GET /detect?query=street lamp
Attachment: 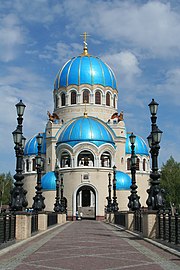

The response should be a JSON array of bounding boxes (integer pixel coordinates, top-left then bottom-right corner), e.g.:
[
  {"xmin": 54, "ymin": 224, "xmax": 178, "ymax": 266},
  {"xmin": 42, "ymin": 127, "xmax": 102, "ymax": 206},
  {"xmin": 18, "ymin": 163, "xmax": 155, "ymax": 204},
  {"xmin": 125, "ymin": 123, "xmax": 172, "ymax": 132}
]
[
  {"xmin": 9, "ymin": 100, "xmax": 28, "ymax": 211},
  {"xmin": 128, "ymin": 133, "xmax": 141, "ymax": 211},
  {"xmin": 146, "ymin": 99, "xmax": 165, "ymax": 210},
  {"xmin": 112, "ymin": 165, "xmax": 119, "ymax": 212},
  {"xmin": 32, "ymin": 133, "xmax": 45, "ymax": 212},
  {"xmin": 54, "ymin": 161, "xmax": 61, "ymax": 212},
  {"xmin": 59, "ymin": 173, "xmax": 66, "ymax": 213},
  {"xmin": 106, "ymin": 172, "xmax": 113, "ymax": 213}
]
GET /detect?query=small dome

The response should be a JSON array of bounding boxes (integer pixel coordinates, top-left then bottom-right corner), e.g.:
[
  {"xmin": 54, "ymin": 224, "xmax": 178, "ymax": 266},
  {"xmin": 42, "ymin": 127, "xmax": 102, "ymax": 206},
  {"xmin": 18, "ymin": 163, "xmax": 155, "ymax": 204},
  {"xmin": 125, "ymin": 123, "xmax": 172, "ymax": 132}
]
[
  {"xmin": 116, "ymin": 171, "xmax": 131, "ymax": 190},
  {"xmin": 54, "ymin": 55, "xmax": 117, "ymax": 90},
  {"xmin": 125, "ymin": 133, "xmax": 149, "ymax": 156},
  {"xmin": 57, "ymin": 116, "xmax": 115, "ymax": 147},
  {"xmin": 41, "ymin": 171, "xmax": 56, "ymax": 191},
  {"xmin": 24, "ymin": 133, "xmax": 46, "ymax": 156}
]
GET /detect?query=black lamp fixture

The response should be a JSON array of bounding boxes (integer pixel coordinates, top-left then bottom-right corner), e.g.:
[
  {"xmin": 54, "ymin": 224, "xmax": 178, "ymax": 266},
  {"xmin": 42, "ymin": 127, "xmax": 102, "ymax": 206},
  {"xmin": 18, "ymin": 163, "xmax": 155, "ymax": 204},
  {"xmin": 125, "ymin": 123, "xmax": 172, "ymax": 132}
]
[
  {"xmin": 112, "ymin": 165, "xmax": 119, "ymax": 212},
  {"xmin": 146, "ymin": 99, "xmax": 165, "ymax": 210},
  {"xmin": 106, "ymin": 172, "xmax": 113, "ymax": 213},
  {"xmin": 59, "ymin": 173, "xmax": 66, "ymax": 213},
  {"xmin": 32, "ymin": 133, "xmax": 45, "ymax": 212},
  {"xmin": 9, "ymin": 100, "xmax": 28, "ymax": 211},
  {"xmin": 128, "ymin": 133, "xmax": 141, "ymax": 211},
  {"xmin": 54, "ymin": 161, "xmax": 62, "ymax": 212}
]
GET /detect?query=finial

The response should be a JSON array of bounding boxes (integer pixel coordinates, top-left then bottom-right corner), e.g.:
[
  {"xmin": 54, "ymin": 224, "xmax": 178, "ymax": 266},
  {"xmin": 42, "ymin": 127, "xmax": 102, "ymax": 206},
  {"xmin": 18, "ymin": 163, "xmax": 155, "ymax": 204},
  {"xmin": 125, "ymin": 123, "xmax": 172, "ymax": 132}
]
[
  {"xmin": 80, "ymin": 32, "xmax": 90, "ymax": 55},
  {"xmin": 84, "ymin": 100, "xmax": 88, "ymax": 117}
]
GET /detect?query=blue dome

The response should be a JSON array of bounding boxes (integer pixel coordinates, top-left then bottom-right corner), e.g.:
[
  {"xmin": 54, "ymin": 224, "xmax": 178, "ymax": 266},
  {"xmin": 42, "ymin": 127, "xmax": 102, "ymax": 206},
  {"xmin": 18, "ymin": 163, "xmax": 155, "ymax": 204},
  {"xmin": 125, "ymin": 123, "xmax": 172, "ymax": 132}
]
[
  {"xmin": 54, "ymin": 55, "xmax": 117, "ymax": 90},
  {"xmin": 116, "ymin": 171, "xmax": 131, "ymax": 190},
  {"xmin": 125, "ymin": 133, "xmax": 149, "ymax": 156},
  {"xmin": 57, "ymin": 116, "xmax": 115, "ymax": 147},
  {"xmin": 41, "ymin": 171, "xmax": 56, "ymax": 191},
  {"xmin": 24, "ymin": 133, "xmax": 46, "ymax": 156}
]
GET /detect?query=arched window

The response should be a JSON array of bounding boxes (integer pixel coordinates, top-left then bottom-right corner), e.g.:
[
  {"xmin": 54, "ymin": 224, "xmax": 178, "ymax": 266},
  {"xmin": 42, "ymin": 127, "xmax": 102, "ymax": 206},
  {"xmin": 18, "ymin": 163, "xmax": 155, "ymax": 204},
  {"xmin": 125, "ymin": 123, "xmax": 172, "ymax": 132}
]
[
  {"xmin": 32, "ymin": 158, "xmax": 36, "ymax": 171},
  {"xmin": 113, "ymin": 95, "xmax": 116, "ymax": 108},
  {"xmin": 77, "ymin": 151, "xmax": 94, "ymax": 167},
  {"xmin": 101, "ymin": 152, "xmax": 111, "ymax": 167},
  {"xmin": 136, "ymin": 158, "xmax": 140, "ymax": 171},
  {"xmin": 95, "ymin": 91, "xmax": 101, "ymax": 104},
  {"xmin": 61, "ymin": 152, "xmax": 71, "ymax": 168},
  {"xmin": 26, "ymin": 159, "xmax": 29, "ymax": 172},
  {"xmin": 55, "ymin": 95, "xmax": 59, "ymax": 108},
  {"xmin": 83, "ymin": 90, "xmax": 90, "ymax": 103},
  {"xmin": 143, "ymin": 158, "xmax": 146, "ymax": 171},
  {"xmin": 61, "ymin": 93, "xmax": 65, "ymax": 106},
  {"xmin": 106, "ymin": 92, "xmax": 110, "ymax": 106},
  {"xmin": 127, "ymin": 158, "xmax": 131, "ymax": 170},
  {"xmin": 71, "ymin": 91, "xmax": 76, "ymax": 105}
]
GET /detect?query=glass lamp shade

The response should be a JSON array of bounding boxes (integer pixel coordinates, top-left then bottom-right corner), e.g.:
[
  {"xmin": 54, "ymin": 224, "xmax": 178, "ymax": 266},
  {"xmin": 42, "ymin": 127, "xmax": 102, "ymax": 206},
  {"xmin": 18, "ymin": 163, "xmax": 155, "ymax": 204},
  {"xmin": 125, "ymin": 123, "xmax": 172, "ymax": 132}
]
[
  {"xmin": 147, "ymin": 134, "xmax": 152, "ymax": 148},
  {"xmin": 131, "ymin": 155, "xmax": 137, "ymax": 165},
  {"xmin": 35, "ymin": 156, "xmax": 41, "ymax": 166},
  {"xmin": 41, "ymin": 158, "xmax": 44, "ymax": 168},
  {"xmin": 148, "ymin": 99, "xmax": 159, "ymax": 115},
  {"xmin": 152, "ymin": 127, "xmax": 163, "ymax": 144},
  {"xmin": 36, "ymin": 133, "xmax": 43, "ymax": 145},
  {"xmin": 22, "ymin": 135, "xmax": 26, "ymax": 148},
  {"xmin": 12, "ymin": 128, "xmax": 22, "ymax": 144},
  {"xmin": 129, "ymin": 132, "xmax": 136, "ymax": 144},
  {"xmin": 16, "ymin": 100, "xmax": 26, "ymax": 116}
]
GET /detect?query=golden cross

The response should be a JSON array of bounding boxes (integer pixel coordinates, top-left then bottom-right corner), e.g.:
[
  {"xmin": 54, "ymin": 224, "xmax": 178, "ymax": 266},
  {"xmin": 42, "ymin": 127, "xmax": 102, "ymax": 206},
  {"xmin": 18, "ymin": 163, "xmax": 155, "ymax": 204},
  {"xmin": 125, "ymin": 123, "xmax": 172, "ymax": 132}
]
[{"xmin": 80, "ymin": 32, "xmax": 90, "ymax": 55}]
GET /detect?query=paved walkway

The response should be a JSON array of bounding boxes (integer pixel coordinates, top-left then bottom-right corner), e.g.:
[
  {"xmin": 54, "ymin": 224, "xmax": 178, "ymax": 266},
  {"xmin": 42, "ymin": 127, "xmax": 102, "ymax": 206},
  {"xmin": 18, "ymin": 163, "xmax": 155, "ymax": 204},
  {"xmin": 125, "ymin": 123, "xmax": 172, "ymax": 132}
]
[{"xmin": 0, "ymin": 221, "xmax": 180, "ymax": 270}]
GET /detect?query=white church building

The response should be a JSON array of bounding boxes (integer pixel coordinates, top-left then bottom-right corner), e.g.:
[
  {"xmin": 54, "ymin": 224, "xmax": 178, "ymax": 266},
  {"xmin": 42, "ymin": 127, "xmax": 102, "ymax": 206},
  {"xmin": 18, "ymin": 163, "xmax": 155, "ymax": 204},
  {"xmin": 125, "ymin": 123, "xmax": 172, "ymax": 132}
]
[{"xmin": 23, "ymin": 36, "xmax": 150, "ymax": 220}]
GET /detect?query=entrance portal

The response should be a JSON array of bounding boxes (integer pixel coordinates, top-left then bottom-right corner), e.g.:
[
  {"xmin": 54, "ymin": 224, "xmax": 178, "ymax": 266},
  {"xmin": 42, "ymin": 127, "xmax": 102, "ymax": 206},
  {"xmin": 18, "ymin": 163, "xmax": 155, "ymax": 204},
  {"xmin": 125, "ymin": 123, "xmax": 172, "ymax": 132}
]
[{"xmin": 76, "ymin": 186, "xmax": 96, "ymax": 219}]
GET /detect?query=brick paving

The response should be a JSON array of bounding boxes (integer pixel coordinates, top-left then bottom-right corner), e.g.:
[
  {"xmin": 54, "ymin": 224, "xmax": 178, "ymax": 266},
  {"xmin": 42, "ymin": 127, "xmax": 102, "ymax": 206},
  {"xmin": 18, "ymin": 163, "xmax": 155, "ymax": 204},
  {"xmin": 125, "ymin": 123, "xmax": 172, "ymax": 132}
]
[{"xmin": 0, "ymin": 221, "xmax": 180, "ymax": 270}]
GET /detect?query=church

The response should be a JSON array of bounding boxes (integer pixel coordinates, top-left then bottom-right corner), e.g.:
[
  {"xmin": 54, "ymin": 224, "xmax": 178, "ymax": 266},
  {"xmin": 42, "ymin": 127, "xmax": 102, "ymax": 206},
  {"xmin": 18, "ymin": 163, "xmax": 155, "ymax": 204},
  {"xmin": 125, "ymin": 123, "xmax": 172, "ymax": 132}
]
[{"xmin": 23, "ymin": 34, "xmax": 150, "ymax": 220}]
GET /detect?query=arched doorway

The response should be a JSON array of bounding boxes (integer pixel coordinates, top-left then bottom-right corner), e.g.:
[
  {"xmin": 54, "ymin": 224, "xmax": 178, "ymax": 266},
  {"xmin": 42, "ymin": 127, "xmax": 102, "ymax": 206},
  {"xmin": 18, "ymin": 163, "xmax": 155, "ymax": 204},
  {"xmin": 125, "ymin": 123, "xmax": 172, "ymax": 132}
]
[{"xmin": 76, "ymin": 185, "xmax": 96, "ymax": 220}]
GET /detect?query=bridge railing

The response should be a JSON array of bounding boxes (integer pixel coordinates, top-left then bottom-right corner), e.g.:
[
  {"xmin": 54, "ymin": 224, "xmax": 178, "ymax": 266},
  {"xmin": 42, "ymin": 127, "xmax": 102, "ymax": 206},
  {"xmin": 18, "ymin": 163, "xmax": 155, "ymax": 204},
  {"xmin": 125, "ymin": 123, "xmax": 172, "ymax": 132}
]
[
  {"xmin": 0, "ymin": 213, "xmax": 16, "ymax": 245},
  {"xmin": 112, "ymin": 208, "xmax": 179, "ymax": 247},
  {"xmin": 157, "ymin": 209, "xmax": 179, "ymax": 245}
]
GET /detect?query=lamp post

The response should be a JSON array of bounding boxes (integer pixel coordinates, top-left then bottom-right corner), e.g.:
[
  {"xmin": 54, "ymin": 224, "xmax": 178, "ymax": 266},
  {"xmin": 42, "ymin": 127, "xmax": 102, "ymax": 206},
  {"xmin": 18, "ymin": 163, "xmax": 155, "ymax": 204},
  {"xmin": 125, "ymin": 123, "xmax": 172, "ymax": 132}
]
[
  {"xmin": 32, "ymin": 133, "xmax": 45, "ymax": 212},
  {"xmin": 106, "ymin": 172, "xmax": 113, "ymax": 212},
  {"xmin": 59, "ymin": 173, "xmax": 66, "ymax": 213},
  {"xmin": 128, "ymin": 133, "xmax": 141, "ymax": 211},
  {"xmin": 112, "ymin": 165, "xmax": 119, "ymax": 212},
  {"xmin": 146, "ymin": 99, "xmax": 165, "ymax": 210},
  {"xmin": 54, "ymin": 162, "xmax": 61, "ymax": 212},
  {"xmin": 9, "ymin": 100, "xmax": 28, "ymax": 211}
]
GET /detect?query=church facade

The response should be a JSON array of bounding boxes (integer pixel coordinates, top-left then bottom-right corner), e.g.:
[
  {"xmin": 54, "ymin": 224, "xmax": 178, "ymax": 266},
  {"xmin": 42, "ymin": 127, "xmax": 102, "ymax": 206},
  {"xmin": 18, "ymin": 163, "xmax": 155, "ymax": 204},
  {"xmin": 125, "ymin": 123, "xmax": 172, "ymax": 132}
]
[{"xmin": 23, "ymin": 37, "xmax": 150, "ymax": 220}]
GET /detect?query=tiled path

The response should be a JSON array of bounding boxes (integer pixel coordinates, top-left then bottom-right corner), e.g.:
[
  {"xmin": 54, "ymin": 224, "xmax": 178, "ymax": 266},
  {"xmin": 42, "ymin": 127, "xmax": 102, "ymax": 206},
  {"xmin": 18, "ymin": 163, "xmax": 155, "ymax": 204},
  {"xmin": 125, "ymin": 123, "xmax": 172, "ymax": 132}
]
[{"xmin": 0, "ymin": 221, "xmax": 180, "ymax": 270}]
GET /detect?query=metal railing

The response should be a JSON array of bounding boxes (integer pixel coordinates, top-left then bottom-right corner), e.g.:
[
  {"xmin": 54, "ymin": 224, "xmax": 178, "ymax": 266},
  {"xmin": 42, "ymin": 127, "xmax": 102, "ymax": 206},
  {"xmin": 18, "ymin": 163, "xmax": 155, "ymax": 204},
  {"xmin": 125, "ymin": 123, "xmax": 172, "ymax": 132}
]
[
  {"xmin": 134, "ymin": 210, "xmax": 143, "ymax": 233},
  {"xmin": 47, "ymin": 212, "xmax": 57, "ymax": 227},
  {"xmin": 157, "ymin": 209, "xmax": 179, "ymax": 245},
  {"xmin": 0, "ymin": 213, "xmax": 16, "ymax": 245},
  {"xmin": 31, "ymin": 213, "xmax": 38, "ymax": 234},
  {"xmin": 114, "ymin": 212, "xmax": 126, "ymax": 227}
]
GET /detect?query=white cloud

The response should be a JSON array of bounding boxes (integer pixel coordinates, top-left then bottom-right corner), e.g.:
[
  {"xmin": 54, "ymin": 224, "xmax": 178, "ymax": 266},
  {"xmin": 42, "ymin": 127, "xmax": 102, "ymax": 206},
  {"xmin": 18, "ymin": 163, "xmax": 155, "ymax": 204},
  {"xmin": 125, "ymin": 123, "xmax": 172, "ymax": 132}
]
[
  {"xmin": 11, "ymin": 0, "xmax": 64, "ymax": 24},
  {"xmin": 156, "ymin": 68, "xmax": 180, "ymax": 106},
  {"xmin": 39, "ymin": 42, "xmax": 82, "ymax": 65},
  {"xmin": 63, "ymin": 0, "xmax": 180, "ymax": 58},
  {"xmin": 0, "ymin": 14, "xmax": 25, "ymax": 62}
]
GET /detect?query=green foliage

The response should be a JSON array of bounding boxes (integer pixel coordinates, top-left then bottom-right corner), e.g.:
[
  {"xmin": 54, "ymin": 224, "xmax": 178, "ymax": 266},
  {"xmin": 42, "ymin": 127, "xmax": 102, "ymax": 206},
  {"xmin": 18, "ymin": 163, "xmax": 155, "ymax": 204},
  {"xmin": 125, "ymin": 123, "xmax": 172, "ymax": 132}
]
[
  {"xmin": 160, "ymin": 156, "xmax": 180, "ymax": 208},
  {"xmin": 0, "ymin": 172, "xmax": 13, "ymax": 206}
]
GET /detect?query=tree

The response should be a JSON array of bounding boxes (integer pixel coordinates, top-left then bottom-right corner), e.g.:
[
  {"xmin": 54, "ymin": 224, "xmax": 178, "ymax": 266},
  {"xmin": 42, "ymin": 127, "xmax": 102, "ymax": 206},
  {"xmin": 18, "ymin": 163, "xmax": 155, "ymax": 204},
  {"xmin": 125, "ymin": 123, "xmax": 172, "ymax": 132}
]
[
  {"xmin": 160, "ymin": 156, "xmax": 180, "ymax": 209},
  {"xmin": 0, "ymin": 172, "xmax": 13, "ymax": 211}
]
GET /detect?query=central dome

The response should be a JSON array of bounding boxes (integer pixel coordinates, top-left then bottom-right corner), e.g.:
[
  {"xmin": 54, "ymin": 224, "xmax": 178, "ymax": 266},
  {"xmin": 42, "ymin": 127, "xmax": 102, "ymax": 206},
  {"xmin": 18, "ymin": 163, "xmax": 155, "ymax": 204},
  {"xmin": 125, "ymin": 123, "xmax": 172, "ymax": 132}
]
[
  {"xmin": 54, "ymin": 55, "xmax": 117, "ymax": 90},
  {"xmin": 57, "ymin": 116, "xmax": 115, "ymax": 147}
]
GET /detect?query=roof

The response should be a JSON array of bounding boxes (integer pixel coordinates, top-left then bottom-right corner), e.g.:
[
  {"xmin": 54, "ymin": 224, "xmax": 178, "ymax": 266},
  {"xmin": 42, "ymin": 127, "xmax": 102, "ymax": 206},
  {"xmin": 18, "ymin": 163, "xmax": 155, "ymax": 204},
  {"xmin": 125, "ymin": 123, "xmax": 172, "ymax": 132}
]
[{"xmin": 54, "ymin": 55, "xmax": 117, "ymax": 90}]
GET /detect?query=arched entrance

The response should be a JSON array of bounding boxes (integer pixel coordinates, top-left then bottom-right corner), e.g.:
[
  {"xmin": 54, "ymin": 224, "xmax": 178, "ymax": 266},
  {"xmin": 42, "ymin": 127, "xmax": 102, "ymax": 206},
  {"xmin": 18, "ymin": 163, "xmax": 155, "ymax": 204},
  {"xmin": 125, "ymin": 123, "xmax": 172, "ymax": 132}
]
[{"xmin": 76, "ymin": 185, "xmax": 96, "ymax": 219}]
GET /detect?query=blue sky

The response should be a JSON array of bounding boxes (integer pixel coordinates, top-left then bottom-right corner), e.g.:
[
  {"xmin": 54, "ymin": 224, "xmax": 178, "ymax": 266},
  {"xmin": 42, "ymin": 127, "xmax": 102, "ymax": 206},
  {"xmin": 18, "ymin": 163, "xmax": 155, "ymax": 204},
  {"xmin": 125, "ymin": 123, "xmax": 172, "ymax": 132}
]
[{"xmin": 0, "ymin": 0, "xmax": 180, "ymax": 174}]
